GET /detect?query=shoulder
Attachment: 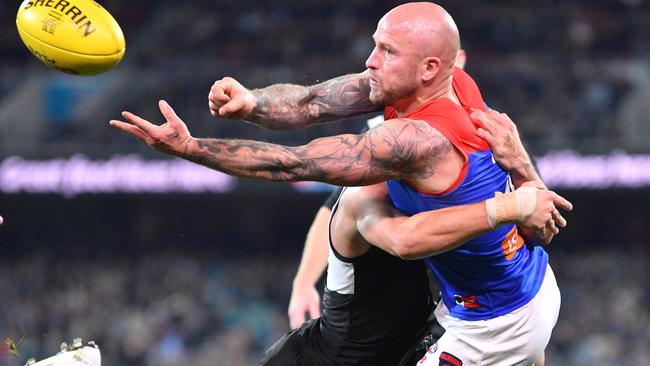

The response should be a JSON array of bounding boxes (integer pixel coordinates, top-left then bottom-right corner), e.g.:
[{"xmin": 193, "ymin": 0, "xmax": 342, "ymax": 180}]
[
  {"xmin": 372, "ymin": 117, "xmax": 451, "ymax": 149},
  {"xmin": 364, "ymin": 118, "xmax": 453, "ymax": 178}
]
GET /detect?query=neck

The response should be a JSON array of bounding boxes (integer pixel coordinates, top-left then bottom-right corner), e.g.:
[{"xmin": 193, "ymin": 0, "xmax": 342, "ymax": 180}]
[{"xmin": 392, "ymin": 71, "xmax": 458, "ymax": 116}]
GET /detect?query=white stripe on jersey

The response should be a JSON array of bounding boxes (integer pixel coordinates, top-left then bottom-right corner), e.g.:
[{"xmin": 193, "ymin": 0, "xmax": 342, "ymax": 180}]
[{"xmin": 326, "ymin": 248, "xmax": 355, "ymax": 294}]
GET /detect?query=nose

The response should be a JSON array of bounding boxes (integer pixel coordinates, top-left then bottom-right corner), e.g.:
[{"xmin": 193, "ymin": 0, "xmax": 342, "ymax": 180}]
[{"xmin": 365, "ymin": 47, "xmax": 380, "ymax": 70}]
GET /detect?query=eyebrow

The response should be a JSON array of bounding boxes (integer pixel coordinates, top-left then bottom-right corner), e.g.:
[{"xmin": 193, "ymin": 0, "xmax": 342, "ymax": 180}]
[{"xmin": 373, "ymin": 36, "xmax": 393, "ymax": 49}]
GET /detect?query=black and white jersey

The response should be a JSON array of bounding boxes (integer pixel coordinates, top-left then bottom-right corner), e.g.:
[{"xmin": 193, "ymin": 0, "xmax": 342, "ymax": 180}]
[{"xmin": 319, "ymin": 198, "xmax": 432, "ymax": 365}]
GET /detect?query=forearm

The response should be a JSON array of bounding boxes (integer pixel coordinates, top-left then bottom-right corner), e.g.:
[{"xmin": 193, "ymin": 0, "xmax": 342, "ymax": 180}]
[
  {"xmin": 248, "ymin": 72, "xmax": 380, "ymax": 131},
  {"xmin": 182, "ymin": 137, "xmax": 303, "ymax": 181},
  {"xmin": 182, "ymin": 136, "xmax": 401, "ymax": 185},
  {"xmin": 509, "ymin": 154, "xmax": 545, "ymax": 189},
  {"xmin": 293, "ymin": 207, "xmax": 331, "ymax": 287},
  {"xmin": 360, "ymin": 202, "xmax": 492, "ymax": 260}
]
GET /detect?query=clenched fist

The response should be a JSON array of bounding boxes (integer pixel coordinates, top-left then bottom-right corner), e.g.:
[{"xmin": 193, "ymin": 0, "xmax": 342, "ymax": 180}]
[{"xmin": 208, "ymin": 77, "xmax": 257, "ymax": 120}]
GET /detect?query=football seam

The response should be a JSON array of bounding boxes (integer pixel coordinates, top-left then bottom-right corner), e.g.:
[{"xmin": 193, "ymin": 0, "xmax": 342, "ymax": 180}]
[
  {"xmin": 92, "ymin": 2, "xmax": 126, "ymax": 56},
  {"xmin": 16, "ymin": 21, "xmax": 124, "ymax": 57}
]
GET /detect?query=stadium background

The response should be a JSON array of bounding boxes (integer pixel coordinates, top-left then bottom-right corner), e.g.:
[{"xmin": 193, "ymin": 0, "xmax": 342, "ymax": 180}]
[{"xmin": 0, "ymin": 0, "xmax": 648, "ymax": 365}]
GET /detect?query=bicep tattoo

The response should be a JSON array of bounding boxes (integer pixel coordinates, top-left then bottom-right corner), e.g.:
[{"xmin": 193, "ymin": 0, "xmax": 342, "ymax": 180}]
[{"xmin": 361, "ymin": 119, "xmax": 452, "ymax": 180}]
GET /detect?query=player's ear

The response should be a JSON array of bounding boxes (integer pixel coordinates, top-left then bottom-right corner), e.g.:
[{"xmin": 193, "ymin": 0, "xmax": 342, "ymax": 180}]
[
  {"xmin": 455, "ymin": 49, "xmax": 467, "ymax": 69},
  {"xmin": 422, "ymin": 56, "xmax": 441, "ymax": 82}
]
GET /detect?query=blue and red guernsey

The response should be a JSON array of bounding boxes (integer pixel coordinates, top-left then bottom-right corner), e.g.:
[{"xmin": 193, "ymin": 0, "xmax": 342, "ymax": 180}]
[{"xmin": 385, "ymin": 68, "xmax": 548, "ymax": 321}]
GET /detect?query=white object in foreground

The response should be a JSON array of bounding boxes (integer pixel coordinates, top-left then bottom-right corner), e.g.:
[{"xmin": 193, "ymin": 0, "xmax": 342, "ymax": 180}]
[{"xmin": 25, "ymin": 338, "xmax": 100, "ymax": 366}]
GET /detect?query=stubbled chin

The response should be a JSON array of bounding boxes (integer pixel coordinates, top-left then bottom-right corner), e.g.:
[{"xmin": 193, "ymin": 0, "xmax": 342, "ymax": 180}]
[{"xmin": 369, "ymin": 89, "xmax": 384, "ymax": 104}]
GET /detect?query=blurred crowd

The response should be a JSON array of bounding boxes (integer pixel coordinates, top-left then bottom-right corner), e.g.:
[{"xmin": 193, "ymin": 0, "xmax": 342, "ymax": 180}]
[
  {"xmin": 1, "ymin": 0, "xmax": 649, "ymax": 157},
  {"xmin": 0, "ymin": 245, "xmax": 646, "ymax": 366},
  {"xmin": 547, "ymin": 248, "xmax": 650, "ymax": 365},
  {"xmin": 0, "ymin": 251, "xmax": 295, "ymax": 366}
]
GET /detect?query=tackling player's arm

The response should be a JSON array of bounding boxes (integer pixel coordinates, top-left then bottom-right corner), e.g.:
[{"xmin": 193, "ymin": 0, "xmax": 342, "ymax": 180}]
[
  {"xmin": 356, "ymin": 199, "xmax": 488, "ymax": 259},
  {"xmin": 208, "ymin": 71, "xmax": 381, "ymax": 131},
  {"xmin": 110, "ymin": 100, "xmax": 451, "ymax": 186},
  {"xmin": 350, "ymin": 184, "xmax": 572, "ymax": 260}
]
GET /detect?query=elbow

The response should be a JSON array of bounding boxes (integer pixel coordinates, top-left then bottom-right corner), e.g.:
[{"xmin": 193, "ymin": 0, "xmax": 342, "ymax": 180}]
[
  {"xmin": 390, "ymin": 232, "xmax": 422, "ymax": 260},
  {"xmin": 390, "ymin": 230, "xmax": 450, "ymax": 260}
]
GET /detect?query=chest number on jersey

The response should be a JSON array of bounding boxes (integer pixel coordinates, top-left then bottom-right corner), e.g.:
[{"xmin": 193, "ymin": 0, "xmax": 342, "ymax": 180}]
[{"xmin": 501, "ymin": 226, "xmax": 525, "ymax": 260}]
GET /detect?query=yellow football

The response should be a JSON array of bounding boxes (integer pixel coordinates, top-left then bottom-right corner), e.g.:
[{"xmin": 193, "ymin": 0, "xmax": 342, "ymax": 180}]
[{"xmin": 16, "ymin": 0, "xmax": 125, "ymax": 76}]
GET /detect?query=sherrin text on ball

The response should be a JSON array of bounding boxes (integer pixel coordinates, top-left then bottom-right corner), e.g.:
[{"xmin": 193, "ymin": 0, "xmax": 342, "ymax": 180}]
[{"xmin": 16, "ymin": 0, "xmax": 125, "ymax": 75}]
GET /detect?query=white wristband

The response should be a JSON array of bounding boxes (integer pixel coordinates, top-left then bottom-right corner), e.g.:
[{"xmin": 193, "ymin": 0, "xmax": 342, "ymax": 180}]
[{"xmin": 485, "ymin": 187, "xmax": 537, "ymax": 228}]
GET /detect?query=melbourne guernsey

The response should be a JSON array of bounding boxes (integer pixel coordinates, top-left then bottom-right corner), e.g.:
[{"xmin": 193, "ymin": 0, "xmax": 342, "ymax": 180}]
[{"xmin": 385, "ymin": 68, "xmax": 548, "ymax": 321}]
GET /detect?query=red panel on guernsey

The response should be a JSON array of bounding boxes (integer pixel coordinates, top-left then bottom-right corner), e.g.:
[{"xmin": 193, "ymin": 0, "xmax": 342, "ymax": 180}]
[
  {"xmin": 384, "ymin": 67, "xmax": 490, "ymax": 158},
  {"xmin": 383, "ymin": 68, "xmax": 491, "ymax": 195}
]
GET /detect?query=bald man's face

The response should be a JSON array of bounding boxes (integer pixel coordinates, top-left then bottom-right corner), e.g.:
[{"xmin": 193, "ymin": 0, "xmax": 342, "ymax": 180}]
[
  {"xmin": 365, "ymin": 3, "xmax": 461, "ymax": 106},
  {"xmin": 365, "ymin": 19, "xmax": 422, "ymax": 105}
]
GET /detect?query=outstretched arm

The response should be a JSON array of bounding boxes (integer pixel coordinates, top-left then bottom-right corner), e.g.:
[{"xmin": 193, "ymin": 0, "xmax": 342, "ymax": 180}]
[
  {"xmin": 351, "ymin": 183, "xmax": 572, "ymax": 260},
  {"xmin": 208, "ymin": 71, "xmax": 381, "ymax": 131},
  {"xmin": 110, "ymin": 100, "xmax": 451, "ymax": 186}
]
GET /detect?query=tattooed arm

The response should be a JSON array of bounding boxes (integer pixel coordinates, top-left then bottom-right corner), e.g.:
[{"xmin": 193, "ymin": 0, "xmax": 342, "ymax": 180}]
[
  {"xmin": 208, "ymin": 71, "xmax": 381, "ymax": 131},
  {"xmin": 186, "ymin": 118, "xmax": 450, "ymax": 184},
  {"xmin": 111, "ymin": 100, "xmax": 451, "ymax": 186}
]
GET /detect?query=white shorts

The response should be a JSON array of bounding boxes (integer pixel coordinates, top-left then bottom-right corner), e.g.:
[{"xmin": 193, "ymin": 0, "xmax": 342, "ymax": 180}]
[{"xmin": 418, "ymin": 265, "xmax": 561, "ymax": 366}]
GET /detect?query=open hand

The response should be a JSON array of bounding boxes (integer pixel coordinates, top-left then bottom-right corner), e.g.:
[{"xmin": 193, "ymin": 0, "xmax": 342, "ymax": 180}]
[{"xmin": 110, "ymin": 100, "xmax": 193, "ymax": 157}]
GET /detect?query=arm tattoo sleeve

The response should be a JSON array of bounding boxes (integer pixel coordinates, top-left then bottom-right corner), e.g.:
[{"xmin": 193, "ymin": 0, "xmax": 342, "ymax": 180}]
[
  {"xmin": 184, "ymin": 119, "xmax": 452, "ymax": 186},
  {"xmin": 248, "ymin": 72, "xmax": 381, "ymax": 131}
]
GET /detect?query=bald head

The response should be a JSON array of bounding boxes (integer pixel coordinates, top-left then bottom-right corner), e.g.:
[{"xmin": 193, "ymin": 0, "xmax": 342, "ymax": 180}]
[
  {"xmin": 366, "ymin": 2, "xmax": 462, "ymax": 109},
  {"xmin": 379, "ymin": 2, "xmax": 460, "ymax": 68}
]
